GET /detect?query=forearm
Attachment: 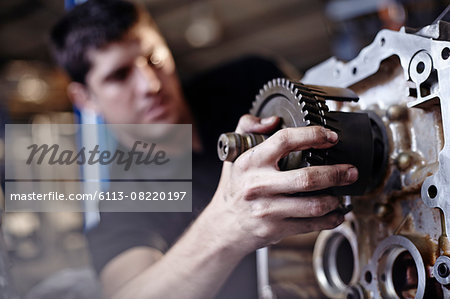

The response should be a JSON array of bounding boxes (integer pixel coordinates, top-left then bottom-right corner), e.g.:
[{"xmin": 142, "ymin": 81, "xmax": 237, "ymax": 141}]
[
  {"xmin": 106, "ymin": 121, "xmax": 356, "ymax": 299},
  {"xmin": 109, "ymin": 203, "xmax": 247, "ymax": 299}
]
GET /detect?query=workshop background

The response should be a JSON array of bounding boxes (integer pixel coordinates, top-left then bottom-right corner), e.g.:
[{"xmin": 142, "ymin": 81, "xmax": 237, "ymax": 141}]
[{"xmin": 0, "ymin": 0, "xmax": 447, "ymax": 298}]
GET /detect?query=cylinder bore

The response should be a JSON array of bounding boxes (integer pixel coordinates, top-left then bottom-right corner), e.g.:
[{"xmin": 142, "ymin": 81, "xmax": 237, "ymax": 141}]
[{"xmin": 313, "ymin": 225, "xmax": 359, "ymax": 298}]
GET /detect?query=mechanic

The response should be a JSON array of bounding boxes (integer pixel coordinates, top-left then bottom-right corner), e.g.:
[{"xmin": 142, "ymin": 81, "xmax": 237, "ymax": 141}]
[{"xmin": 50, "ymin": 1, "xmax": 359, "ymax": 298}]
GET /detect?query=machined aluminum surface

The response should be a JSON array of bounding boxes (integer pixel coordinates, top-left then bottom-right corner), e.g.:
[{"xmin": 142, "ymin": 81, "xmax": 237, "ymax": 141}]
[
  {"xmin": 303, "ymin": 18, "xmax": 450, "ymax": 299},
  {"xmin": 258, "ymin": 13, "xmax": 450, "ymax": 299}
]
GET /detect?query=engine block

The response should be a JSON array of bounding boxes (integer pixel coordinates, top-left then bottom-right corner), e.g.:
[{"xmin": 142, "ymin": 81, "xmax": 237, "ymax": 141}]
[{"xmin": 258, "ymin": 15, "xmax": 450, "ymax": 299}]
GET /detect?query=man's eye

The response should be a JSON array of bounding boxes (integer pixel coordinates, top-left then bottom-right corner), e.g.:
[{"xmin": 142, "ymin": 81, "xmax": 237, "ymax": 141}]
[{"xmin": 110, "ymin": 67, "xmax": 131, "ymax": 81}]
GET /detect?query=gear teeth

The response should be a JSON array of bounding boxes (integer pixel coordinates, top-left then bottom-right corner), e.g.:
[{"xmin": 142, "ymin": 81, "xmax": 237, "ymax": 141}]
[
  {"xmin": 299, "ymin": 95, "xmax": 319, "ymax": 106},
  {"xmin": 250, "ymin": 78, "xmax": 334, "ymax": 168},
  {"xmin": 305, "ymin": 152, "xmax": 325, "ymax": 165},
  {"xmin": 304, "ymin": 111, "xmax": 323, "ymax": 126},
  {"xmin": 253, "ymin": 95, "xmax": 261, "ymax": 110},
  {"xmin": 301, "ymin": 102, "xmax": 322, "ymax": 115},
  {"xmin": 318, "ymin": 101, "xmax": 329, "ymax": 112}
]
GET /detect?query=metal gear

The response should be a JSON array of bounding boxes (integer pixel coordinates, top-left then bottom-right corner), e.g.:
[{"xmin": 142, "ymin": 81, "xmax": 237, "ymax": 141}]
[
  {"xmin": 250, "ymin": 78, "xmax": 332, "ymax": 129},
  {"xmin": 249, "ymin": 78, "xmax": 337, "ymax": 169},
  {"xmin": 217, "ymin": 77, "xmax": 387, "ymax": 195}
]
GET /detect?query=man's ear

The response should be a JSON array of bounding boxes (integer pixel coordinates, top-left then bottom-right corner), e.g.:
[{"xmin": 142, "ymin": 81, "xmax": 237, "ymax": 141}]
[{"xmin": 67, "ymin": 82, "xmax": 98, "ymax": 112}]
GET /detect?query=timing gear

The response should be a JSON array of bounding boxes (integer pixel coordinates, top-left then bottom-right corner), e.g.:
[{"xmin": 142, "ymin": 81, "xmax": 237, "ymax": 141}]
[{"xmin": 217, "ymin": 78, "xmax": 388, "ymax": 195}]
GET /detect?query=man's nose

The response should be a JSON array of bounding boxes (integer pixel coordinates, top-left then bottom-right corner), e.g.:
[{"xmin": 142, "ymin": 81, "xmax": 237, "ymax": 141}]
[{"xmin": 135, "ymin": 57, "xmax": 162, "ymax": 95}]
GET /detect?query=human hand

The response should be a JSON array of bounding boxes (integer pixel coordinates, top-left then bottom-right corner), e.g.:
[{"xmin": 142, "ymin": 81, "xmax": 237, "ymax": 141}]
[{"xmin": 207, "ymin": 114, "xmax": 358, "ymax": 254}]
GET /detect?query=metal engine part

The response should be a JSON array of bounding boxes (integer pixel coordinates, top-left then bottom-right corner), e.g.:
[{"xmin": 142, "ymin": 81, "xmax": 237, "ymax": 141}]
[
  {"xmin": 250, "ymin": 11, "xmax": 450, "ymax": 299},
  {"xmin": 217, "ymin": 79, "xmax": 389, "ymax": 195}
]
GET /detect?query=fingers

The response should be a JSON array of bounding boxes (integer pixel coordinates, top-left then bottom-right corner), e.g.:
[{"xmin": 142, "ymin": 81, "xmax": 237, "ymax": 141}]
[
  {"xmin": 254, "ymin": 126, "xmax": 338, "ymax": 165},
  {"xmin": 235, "ymin": 114, "xmax": 279, "ymax": 134},
  {"xmin": 279, "ymin": 164, "xmax": 358, "ymax": 193},
  {"xmin": 242, "ymin": 164, "xmax": 358, "ymax": 197},
  {"xmin": 250, "ymin": 195, "xmax": 341, "ymax": 219},
  {"xmin": 282, "ymin": 211, "xmax": 345, "ymax": 236},
  {"xmin": 253, "ymin": 211, "xmax": 345, "ymax": 243}
]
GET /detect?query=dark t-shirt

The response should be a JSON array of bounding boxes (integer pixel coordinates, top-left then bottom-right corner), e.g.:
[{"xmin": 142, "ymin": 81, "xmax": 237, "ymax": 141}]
[{"xmin": 86, "ymin": 56, "xmax": 284, "ymax": 299}]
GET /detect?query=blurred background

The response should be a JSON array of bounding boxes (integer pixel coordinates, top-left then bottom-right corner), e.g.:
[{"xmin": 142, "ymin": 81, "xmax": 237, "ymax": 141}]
[{"xmin": 0, "ymin": 0, "xmax": 448, "ymax": 298}]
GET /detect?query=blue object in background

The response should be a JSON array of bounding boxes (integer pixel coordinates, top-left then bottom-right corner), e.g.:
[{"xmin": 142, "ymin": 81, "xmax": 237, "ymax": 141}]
[{"xmin": 65, "ymin": 0, "xmax": 87, "ymax": 10}]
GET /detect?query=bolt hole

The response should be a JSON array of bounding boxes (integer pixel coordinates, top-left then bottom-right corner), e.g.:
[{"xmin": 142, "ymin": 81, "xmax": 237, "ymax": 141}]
[
  {"xmin": 365, "ymin": 271, "xmax": 372, "ymax": 284},
  {"xmin": 346, "ymin": 288, "xmax": 360, "ymax": 299},
  {"xmin": 381, "ymin": 273, "xmax": 386, "ymax": 282},
  {"xmin": 438, "ymin": 263, "xmax": 449, "ymax": 278},
  {"xmin": 442, "ymin": 47, "xmax": 450, "ymax": 60},
  {"xmin": 428, "ymin": 185, "xmax": 438, "ymax": 199},
  {"xmin": 416, "ymin": 61, "xmax": 425, "ymax": 74},
  {"xmin": 381, "ymin": 37, "xmax": 386, "ymax": 46},
  {"xmin": 218, "ymin": 140, "xmax": 223, "ymax": 149},
  {"xmin": 352, "ymin": 67, "xmax": 357, "ymax": 75}
]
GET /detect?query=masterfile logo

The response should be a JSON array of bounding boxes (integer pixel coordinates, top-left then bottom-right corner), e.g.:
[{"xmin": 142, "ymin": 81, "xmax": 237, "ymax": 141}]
[
  {"xmin": 6, "ymin": 124, "xmax": 192, "ymax": 180},
  {"xmin": 5, "ymin": 124, "xmax": 193, "ymax": 212},
  {"xmin": 26, "ymin": 141, "xmax": 170, "ymax": 171}
]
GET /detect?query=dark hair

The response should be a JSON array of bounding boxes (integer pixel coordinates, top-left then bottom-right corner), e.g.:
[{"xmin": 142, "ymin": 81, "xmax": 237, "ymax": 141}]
[{"xmin": 50, "ymin": 0, "xmax": 139, "ymax": 84}]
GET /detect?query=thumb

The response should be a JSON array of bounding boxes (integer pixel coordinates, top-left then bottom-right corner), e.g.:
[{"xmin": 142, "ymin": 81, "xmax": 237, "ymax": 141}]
[{"xmin": 235, "ymin": 114, "xmax": 279, "ymax": 134}]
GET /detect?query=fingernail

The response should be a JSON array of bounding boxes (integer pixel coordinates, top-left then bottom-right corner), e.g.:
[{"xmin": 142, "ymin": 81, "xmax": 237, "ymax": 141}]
[
  {"xmin": 347, "ymin": 167, "xmax": 358, "ymax": 182},
  {"xmin": 261, "ymin": 116, "xmax": 276, "ymax": 124},
  {"xmin": 326, "ymin": 130, "xmax": 338, "ymax": 143}
]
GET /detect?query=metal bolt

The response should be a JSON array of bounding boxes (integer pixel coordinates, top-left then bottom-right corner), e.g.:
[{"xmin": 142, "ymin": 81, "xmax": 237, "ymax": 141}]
[
  {"xmin": 217, "ymin": 132, "xmax": 267, "ymax": 162},
  {"xmin": 438, "ymin": 263, "xmax": 450, "ymax": 278},
  {"xmin": 374, "ymin": 203, "xmax": 394, "ymax": 220},
  {"xmin": 387, "ymin": 105, "xmax": 408, "ymax": 121},
  {"xmin": 396, "ymin": 152, "xmax": 412, "ymax": 171}
]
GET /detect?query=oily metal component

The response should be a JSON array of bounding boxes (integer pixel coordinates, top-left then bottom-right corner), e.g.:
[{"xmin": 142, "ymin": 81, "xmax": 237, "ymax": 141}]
[
  {"xmin": 344, "ymin": 284, "xmax": 365, "ymax": 299},
  {"xmin": 434, "ymin": 255, "xmax": 450, "ymax": 285},
  {"xmin": 258, "ymin": 8, "xmax": 450, "ymax": 299},
  {"xmin": 218, "ymin": 78, "xmax": 389, "ymax": 195},
  {"xmin": 313, "ymin": 222, "xmax": 360, "ymax": 298},
  {"xmin": 362, "ymin": 235, "xmax": 428, "ymax": 299},
  {"xmin": 307, "ymin": 14, "xmax": 449, "ymax": 299}
]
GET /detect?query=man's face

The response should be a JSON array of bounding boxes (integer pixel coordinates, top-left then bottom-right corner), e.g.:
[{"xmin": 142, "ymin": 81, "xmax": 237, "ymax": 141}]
[{"xmin": 83, "ymin": 23, "xmax": 189, "ymax": 124}]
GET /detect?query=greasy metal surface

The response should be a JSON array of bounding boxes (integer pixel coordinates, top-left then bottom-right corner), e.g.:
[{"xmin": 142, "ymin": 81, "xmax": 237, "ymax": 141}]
[
  {"xmin": 313, "ymin": 221, "xmax": 360, "ymax": 298},
  {"xmin": 305, "ymin": 19, "xmax": 449, "ymax": 299},
  {"xmin": 260, "ymin": 15, "xmax": 450, "ymax": 299}
]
